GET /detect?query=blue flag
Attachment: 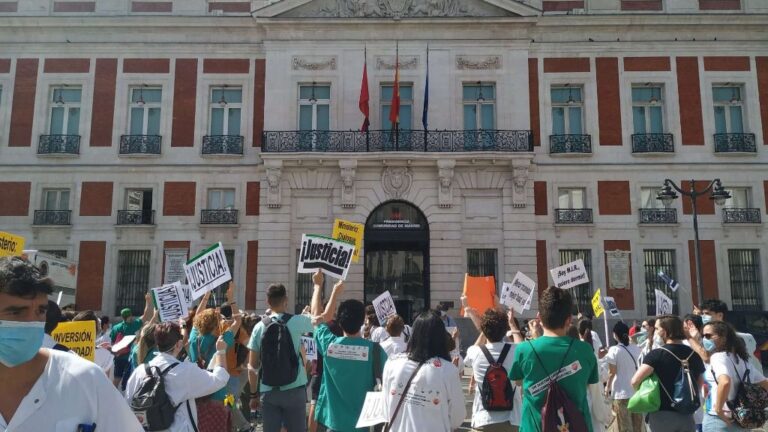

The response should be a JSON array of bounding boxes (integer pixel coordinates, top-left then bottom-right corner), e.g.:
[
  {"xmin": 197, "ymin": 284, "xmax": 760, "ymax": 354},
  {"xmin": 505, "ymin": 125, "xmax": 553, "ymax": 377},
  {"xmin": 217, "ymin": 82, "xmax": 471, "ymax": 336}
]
[
  {"xmin": 657, "ymin": 270, "xmax": 680, "ymax": 292},
  {"xmin": 422, "ymin": 46, "xmax": 429, "ymax": 130}
]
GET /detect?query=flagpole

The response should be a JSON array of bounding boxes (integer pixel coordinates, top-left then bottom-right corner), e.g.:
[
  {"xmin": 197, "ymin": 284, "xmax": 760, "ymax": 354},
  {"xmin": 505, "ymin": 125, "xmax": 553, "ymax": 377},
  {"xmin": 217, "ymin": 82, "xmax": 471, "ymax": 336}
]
[
  {"xmin": 364, "ymin": 45, "xmax": 369, "ymax": 151},
  {"xmin": 423, "ymin": 43, "xmax": 429, "ymax": 150},
  {"xmin": 395, "ymin": 40, "xmax": 399, "ymax": 151}
]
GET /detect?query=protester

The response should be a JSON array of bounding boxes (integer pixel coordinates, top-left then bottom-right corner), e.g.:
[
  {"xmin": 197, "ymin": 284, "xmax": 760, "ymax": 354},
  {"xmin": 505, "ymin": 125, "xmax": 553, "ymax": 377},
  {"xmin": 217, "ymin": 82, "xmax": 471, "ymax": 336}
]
[
  {"xmin": 380, "ymin": 314, "xmax": 408, "ymax": 357},
  {"xmin": 42, "ymin": 299, "xmax": 69, "ymax": 351},
  {"xmin": 97, "ymin": 314, "xmax": 112, "ymax": 347},
  {"xmin": 216, "ymin": 284, "xmax": 251, "ymax": 432},
  {"xmin": 700, "ymin": 299, "xmax": 762, "ymax": 372},
  {"xmin": 684, "ymin": 313, "xmax": 710, "ymax": 364},
  {"xmin": 130, "ymin": 318, "xmax": 159, "ymax": 369},
  {"xmin": 578, "ymin": 318, "xmax": 603, "ymax": 356},
  {"xmin": 604, "ymin": 321, "xmax": 642, "ymax": 432},
  {"xmin": 382, "ymin": 310, "xmax": 465, "ymax": 432},
  {"xmin": 702, "ymin": 320, "xmax": 768, "ymax": 432},
  {"xmin": 363, "ymin": 305, "xmax": 384, "ymax": 342},
  {"xmin": 73, "ymin": 310, "xmax": 116, "ymax": 379},
  {"xmin": 0, "ymin": 256, "xmax": 143, "ymax": 430},
  {"xmin": 125, "ymin": 322, "xmax": 231, "ymax": 432},
  {"xmin": 631, "ymin": 315, "xmax": 706, "ymax": 432},
  {"xmin": 636, "ymin": 317, "xmax": 657, "ymax": 364},
  {"xmin": 111, "ymin": 293, "xmax": 154, "ymax": 388},
  {"xmin": 509, "ymin": 287, "xmax": 599, "ymax": 432},
  {"xmin": 437, "ymin": 302, "xmax": 458, "ymax": 328}
]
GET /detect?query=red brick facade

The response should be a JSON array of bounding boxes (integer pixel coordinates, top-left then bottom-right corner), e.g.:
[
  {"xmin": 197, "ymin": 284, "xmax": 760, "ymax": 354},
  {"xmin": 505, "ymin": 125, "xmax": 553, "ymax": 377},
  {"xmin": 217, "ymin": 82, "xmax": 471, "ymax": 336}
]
[
  {"xmin": 163, "ymin": 182, "xmax": 196, "ymax": 216},
  {"xmin": 75, "ymin": 241, "xmax": 106, "ymax": 310},
  {"xmin": 598, "ymin": 181, "xmax": 631, "ymax": 215},
  {"xmin": 0, "ymin": 182, "xmax": 31, "ymax": 216},
  {"xmin": 80, "ymin": 182, "xmax": 113, "ymax": 216}
]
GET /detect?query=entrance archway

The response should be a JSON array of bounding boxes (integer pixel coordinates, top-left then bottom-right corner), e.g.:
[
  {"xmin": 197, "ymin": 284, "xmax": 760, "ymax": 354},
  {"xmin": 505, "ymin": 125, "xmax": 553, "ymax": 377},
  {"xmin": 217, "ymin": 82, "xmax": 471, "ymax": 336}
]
[{"xmin": 364, "ymin": 201, "xmax": 429, "ymax": 324}]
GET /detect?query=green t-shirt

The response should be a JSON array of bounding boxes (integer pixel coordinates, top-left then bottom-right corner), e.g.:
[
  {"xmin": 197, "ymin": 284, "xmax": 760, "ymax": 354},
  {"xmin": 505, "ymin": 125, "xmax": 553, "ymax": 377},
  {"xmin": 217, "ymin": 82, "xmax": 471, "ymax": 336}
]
[
  {"xmin": 247, "ymin": 313, "xmax": 314, "ymax": 392},
  {"xmin": 508, "ymin": 336, "xmax": 599, "ymax": 432},
  {"xmin": 189, "ymin": 327, "xmax": 234, "ymax": 401},
  {"xmin": 110, "ymin": 318, "xmax": 143, "ymax": 359},
  {"xmin": 314, "ymin": 323, "xmax": 387, "ymax": 432}
]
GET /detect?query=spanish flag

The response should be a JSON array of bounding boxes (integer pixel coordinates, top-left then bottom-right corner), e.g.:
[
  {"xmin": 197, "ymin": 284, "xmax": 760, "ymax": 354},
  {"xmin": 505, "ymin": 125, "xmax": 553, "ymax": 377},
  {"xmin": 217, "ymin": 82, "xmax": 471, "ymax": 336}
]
[
  {"xmin": 359, "ymin": 47, "xmax": 370, "ymax": 132},
  {"xmin": 388, "ymin": 43, "xmax": 400, "ymax": 128}
]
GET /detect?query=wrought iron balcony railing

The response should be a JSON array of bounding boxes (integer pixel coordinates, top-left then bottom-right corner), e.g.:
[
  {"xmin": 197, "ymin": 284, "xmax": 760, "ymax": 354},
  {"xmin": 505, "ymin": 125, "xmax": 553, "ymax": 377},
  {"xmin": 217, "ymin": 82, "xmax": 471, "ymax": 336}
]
[
  {"xmin": 201, "ymin": 209, "xmax": 239, "ymax": 224},
  {"xmin": 117, "ymin": 210, "xmax": 155, "ymax": 225},
  {"xmin": 723, "ymin": 208, "xmax": 761, "ymax": 224},
  {"xmin": 202, "ymin": 135, "xmax": 244, "ymax": 155},
  {"xmin": 549, "ymin": 134, "xmax": 592, "ymax": 154},
  {"xmin": 262, "ymin": 129, "xmax": 533, "ymax": 153},
  {"xmin": 632, "ymin": 133, "xmax": 674, "ymax": 153},
  {"xmin": 33, "ymin": 210, "xmax": 71, "ymax": 225},
  {"xmin": 119, "ymin": 135, "xmax": 162, "ymax": 155},
  {"xmin": 554, "ymin": 208, "xmax": 594, "ymax": 224},
  {"xmin": 714, "ymin": 133, "xmax": 757, "ymax": 153},
  {"xmin": 38, "ymin": 135, "xmax": 80, "ymax": 155},
  {"xmin": 639, "ymin": 208, "xmax": 678, "ymax": 224}
]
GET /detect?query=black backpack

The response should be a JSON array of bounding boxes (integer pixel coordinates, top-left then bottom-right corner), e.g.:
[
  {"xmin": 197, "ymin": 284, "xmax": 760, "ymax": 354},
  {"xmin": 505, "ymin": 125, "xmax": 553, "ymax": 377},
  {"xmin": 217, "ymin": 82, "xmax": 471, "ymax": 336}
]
[
  {"xmin": 130, "ymin": 363, "xmax": 182, "ymax": 431},
  {"xmin": 479, "ymin": 344, "xmax": 515, "ymax": 411},
  {"xmin": 260, "ymin": 314, "xmax": 299, "ymax": 388},
  {"xmin": 530, "ymin": 339, "xmax": 588, "ymax": 432},
  {"xmin": 658, "ymin": 347, "xmax": 700, "ymax": 414}
]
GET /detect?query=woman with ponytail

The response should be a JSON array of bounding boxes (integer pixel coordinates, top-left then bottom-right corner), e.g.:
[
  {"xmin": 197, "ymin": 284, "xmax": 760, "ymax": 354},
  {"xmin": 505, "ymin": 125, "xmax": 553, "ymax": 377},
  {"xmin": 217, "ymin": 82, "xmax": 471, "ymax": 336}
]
[{"xmin": 605, "ymin": 321, "xmax": 643, "ymax": 432}]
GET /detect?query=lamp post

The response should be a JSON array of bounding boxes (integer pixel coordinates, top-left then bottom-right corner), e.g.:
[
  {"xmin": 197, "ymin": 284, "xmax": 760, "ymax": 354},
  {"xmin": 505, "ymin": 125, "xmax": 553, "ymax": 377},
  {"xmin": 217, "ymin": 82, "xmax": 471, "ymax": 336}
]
[{"xmin": 656, "ymin": 179, "xmax": 731, "ymax": 306}]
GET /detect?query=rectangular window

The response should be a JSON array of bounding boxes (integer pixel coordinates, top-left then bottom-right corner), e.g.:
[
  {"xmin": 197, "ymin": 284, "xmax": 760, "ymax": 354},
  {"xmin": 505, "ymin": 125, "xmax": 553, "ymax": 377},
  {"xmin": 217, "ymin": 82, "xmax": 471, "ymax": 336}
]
[
  {"xmin": 551, "ymin": 86, "xmax": 583, "ymax": 135},
  {"xmin": 643, "ymin": 249, "xmax": 678, "ymax": 315},
  {"xmin": 210, "ymin": 87, "xmax": 242, "ymax": 136},
  {"xmin": 381, "ymin": 84, "xmax": 413, "ymax": 130},
  {"xmin": 207, "ymin": 188, "xmax": 235, "ymax": 210},
  {"xmin": 42, "ymin": 188, "xmax": 70, "ymax": 211},
  {"xmin": 640, "ymin": 187, "xmax": 663, "ymax": 209},
  {"xmin": 632, "ymin": 86, "xmax": 664, "ymax": 134},
  {"xmin": 208, "ymin": 250, "xmax": 235, "ymax": 307},
  {"xmin": 559, "ymin": 249, "xmax": 592, "ymax": 314},
  {"xmin": 557, "ymin": 188, "xmax": 586, "ymax": 209},
  {"xmin": 728, "ymin": 249, "xmax": 762, "ymax": 311},
  {"xmin": 129, "ymin": 86, "xmax": 162, "ymax": 135},
  {"xmin": 115, "ymin": 250, "xmax": 151, "ymax": 315},
  {"xmin": 467, "ymin": 249, "xmax": 498, "ymax": 285},
  {"xmin": 49, "ymin": 86, "xmax": 82, "ymax": 135},
  {"xmin": 125, "ymin": 189, "xmax": 153, "ymax": 211},
  {"xmin": 724, "ymin": 187, "xmax": 751, "ymax": 209},
  {"xmin": 713, "ymin": 86, "xmax": 744, "ymax": 134},
  {"xmin": 298, "ymin": 83, "xmax": 330, "ymax": 131},
  {"xmin": 463, "ymin": 82, "xmax": 496, "ymax": 130}
]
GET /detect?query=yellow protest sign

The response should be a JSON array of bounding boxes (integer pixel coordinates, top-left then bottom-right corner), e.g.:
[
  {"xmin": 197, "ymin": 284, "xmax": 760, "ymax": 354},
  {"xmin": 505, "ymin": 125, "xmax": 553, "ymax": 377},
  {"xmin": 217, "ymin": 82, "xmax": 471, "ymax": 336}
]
[
  {"xmin": 591, "ymin": 289, "xmax": 604, "ymax": 318},
  {"xmin": 0, "ymin": 231, "xmax": 25, "ymax": 258},
  {"xmin": 51, "ymin": 320, "xmax": 96, "ymax": 362},
  {"xmin": 332, "ymin": 219, "xmax": 364, "ymax": 263}
]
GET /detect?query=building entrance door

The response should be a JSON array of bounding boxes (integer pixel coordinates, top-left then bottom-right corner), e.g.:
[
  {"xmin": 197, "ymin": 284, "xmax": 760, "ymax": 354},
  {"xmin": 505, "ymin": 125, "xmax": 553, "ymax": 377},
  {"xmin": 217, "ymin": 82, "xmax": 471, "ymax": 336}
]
[{"xmin": 364, "ymin": 201, "xmax": 429, "ymax": 325}]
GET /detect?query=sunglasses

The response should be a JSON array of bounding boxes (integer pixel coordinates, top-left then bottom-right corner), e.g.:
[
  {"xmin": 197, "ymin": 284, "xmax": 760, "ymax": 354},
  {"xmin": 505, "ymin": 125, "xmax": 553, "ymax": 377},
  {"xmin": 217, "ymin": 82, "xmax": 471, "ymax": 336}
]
[{"xmin": 703, "ymin": 333, "xmax": 715, "ymax": 339}]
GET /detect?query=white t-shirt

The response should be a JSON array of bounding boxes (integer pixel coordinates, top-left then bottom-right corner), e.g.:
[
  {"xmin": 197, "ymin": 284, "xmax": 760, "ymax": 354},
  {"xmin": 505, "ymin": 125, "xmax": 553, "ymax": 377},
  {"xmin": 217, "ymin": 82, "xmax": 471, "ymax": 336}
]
[
  {"xmin": 380, "ymin": 335, "xmax": 408, "ymax": 357},
  {"xmin": 94, "ymin": 346, "xmax": 115, "ymax": 380},
  {"xmin": 371, "ymin": 326, "xmax": 389, "ymax": 343},
  {"xmin": 464, "ymin": 342, "xmax": 522, "ymax": 428},
  {"xmin": 705, "ymin": 351, "xmax": 767, "ymax": 415},
  {"xmin": 591, "ymin": 330, "xmax": 603, "ymax": 354},
  {"xmin": 604, "ymin": 343, "xmax": 641, "ymax": 399},
  {"xmin": 382, "ymin": 355, "xmax": 466, "ymax": 432},
  {"xmin": 0, "ymin": 349, "xmax": 143, "ymax": 431}
]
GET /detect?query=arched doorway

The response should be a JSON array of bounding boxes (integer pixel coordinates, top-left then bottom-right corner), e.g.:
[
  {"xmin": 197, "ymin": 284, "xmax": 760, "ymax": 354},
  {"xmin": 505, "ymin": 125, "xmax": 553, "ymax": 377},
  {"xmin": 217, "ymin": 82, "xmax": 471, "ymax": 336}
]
[{"xmin": 364, "ymin": 201, "xmax": 429, "ymax": 324}]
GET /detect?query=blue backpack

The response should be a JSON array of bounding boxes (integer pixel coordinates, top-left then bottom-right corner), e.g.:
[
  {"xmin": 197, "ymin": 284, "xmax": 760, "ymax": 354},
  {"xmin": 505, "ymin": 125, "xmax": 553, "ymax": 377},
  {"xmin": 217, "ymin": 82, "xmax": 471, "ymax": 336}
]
[{"xmin": 658, "ymin": 347, "xmax": 700, "ymax": 414}]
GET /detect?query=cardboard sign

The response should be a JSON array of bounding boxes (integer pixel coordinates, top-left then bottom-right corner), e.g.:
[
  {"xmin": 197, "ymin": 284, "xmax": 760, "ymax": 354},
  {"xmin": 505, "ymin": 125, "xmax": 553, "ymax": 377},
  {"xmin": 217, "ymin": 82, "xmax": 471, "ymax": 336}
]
[
  {"xmin": 591, "ymin": 289, "xmax": 604, "ymax": 318},
  {"xmin": 111, "ymin": 335, "xmax": 136, "ymax": 354},
  {"xmin": 297, "ymin": 234, "xmax": 355, "ymax": 280},
  {"xmin": 356, "ymin": 392, "xmax": 388, "ymax": 428},
  {"xmin": 372, "ymin": 290, "xmax": 397, "ymax": 326},
  {"xmin": 51, "ymin": 320, "xmax": 96, "ymax": 362},
  {"xmin": 655, "ymin": 289, "xmax": 673, "ymax": 315},
  {"xmin": 500, "ymin": 272, "xmax": 537, "ymax": 314},
  {"xmin": 301, "ymin": 336, "xmax": 318, "ymax": 361},
  {"xmin": 0, "ymin": 231, "xmax": 25, "ymax": 257},
  {"xmin": 460, "ymin": 274, "xmax": 496, "ymax": 316},
  {"xmin": 550, "ymin": 259, "xmax": 590, "ymax": 290},
  {"xmin": 183, "ymin": 242, "xmax": 232, "ymax": 301},
  {"xmin": 332, "ymin": 219, "xmax": 364, "ymax": 263},
  {"xmin": 603, "ymin": 296, "xmax": 621, "ymax": 317},
  {"xmin": 151, "ymin": 282, "xmax": 189, "ymax": 322},
  {"xmin": 179, "ymin": 284, "xmax": 192, "ymax": 308}
]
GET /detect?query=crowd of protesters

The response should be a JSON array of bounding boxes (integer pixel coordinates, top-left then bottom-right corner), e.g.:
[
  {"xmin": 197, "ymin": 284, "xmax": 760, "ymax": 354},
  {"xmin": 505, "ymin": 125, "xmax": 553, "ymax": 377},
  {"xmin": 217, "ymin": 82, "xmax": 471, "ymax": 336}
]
[{"xmin": 1, "ymin": 254, "xmax": 767, "ymax": 432}]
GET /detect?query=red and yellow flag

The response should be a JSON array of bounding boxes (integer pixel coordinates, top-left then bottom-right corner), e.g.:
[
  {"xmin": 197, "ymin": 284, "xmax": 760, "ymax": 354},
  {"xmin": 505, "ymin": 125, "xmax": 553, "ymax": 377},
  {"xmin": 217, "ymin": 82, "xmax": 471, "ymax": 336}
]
[
  {"xmin": 359, "ymin": 49, "xmax": 370, "ymax": 132},
  {"xmin": 388, "ymin": 49, "xmax": 400, "ymax": 127}
]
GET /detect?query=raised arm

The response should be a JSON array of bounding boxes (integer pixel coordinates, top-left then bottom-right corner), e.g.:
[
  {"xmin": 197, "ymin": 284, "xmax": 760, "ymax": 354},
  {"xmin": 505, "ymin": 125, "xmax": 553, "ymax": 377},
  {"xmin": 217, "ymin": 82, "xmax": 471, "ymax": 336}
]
[
  {"xmin": 225, "ymin": 281, "xmax": 242, "ymax": 335},
  {"xmin": 506, "ymin": 310, "xmax": 524, "ymax": 343},
  {"xmin": 140, "ymin": 292, "xmax": 154, "ymax": 323},
  {"xmin": 461, "ymin": 296, "xmax": 483, "ymax": 331},
  {"xmin": 196, "ymin": 291, "xmax": 212, "ymax": 317},
  {"xmin": 319, "ymin": 279, "xmax": 345, "ymax": 324},
  {"xmin": 310, "ymin": 270, "xmax": 324, "ymax": 317}
]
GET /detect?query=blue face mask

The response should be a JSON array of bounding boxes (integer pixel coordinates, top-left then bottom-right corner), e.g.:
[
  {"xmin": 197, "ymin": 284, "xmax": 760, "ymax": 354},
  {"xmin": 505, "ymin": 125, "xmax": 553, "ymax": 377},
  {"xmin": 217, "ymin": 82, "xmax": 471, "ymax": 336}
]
[
  {"xmin": 0, "ymin": 320, "xmax": 45, "ymax": 367},
  {"xmin": 633, "ymin": 330, "xmax": 648, "ymax": 346},
  {"xmin": 703, "ymin": 337, "xmax": 716, "ymax": 352},
  {"xmin": 701, "ymin": 314, "xmax": 712, "ymax": 325}
]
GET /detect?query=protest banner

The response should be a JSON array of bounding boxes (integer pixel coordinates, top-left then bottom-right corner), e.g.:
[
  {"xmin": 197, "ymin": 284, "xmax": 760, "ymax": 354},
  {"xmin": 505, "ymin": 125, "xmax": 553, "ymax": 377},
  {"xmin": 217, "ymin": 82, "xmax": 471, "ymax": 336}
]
[
  {"xmin": 0, "ymin": 231, "xmax": 24, "ymax": 258},
  {"xmin": 151, "ymin": 282, "xmax": 189, "ymax": 322},
  {"xmin": 550, "ymin": 259, "xmax": 589, "ymax": 290},
  {"xmin": 591, "ymin": 289, "xmax": 604, "ymax": 318},
  {"xmin": 179, "ymin": 284, "xmax": 192, "ymax": 308},
  {"xmin": 500, "ymin": 272, "xmax": 536, "ymax": 314},
  {"xmin": 332, "ymin": 219, "xmax": 364, "ymax": 263},
  {"xmin": 356, "ymin": 392, "xmax": 388, "ymax": 428},
  {"xmin": 111, "ymin": 335, "xmax": 136, "ymax": 354},
  {"xmin": 372, "ymin": 290, "xmax": 397, "ymax": 326},
  {"xmin": 655, "ymin": 289, "xmax": 673, "ymax": 315},
  {"xmin": 183, "ymin": 242, "xmax": 232, "ymax": 301},
  {"xmin": 51, "ymin": 320, "xmax": 96, "ymax": 362},
  {"xmin": 460, "ymin": 274, "xmax": 495, "ymax": 317},
  {"xmin": 301, "ymin": 336, "xmax": 318, "ymax": 361},
  {"xmin": 297, "ymin": 234, "xmax": 355, "ymax": 280},
  {"xmin": 603, "ymin": 296, "xmax": 621, "ymax": 317}
]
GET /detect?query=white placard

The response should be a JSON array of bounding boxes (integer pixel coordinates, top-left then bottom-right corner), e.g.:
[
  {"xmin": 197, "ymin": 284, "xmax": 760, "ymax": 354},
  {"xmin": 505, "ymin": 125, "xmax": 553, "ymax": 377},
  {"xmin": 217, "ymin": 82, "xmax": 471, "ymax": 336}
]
[
  {"xmin": 110, "ymin": 335, "xmax": 136, "ymax": 354},
  {"xmin": 356, "ymin": 392, "xmax": 388, "ymax": 428},
  {"xmin": 301, "ymin": 336, "xmax": 318, "ymax": 361},
  {"xmin": 500, "ymin": 272, "xmax": 537, "ymax": 314},
  {"xmin": 151, "ymin": 282, "xmax": 189, "ymax": 323},
  {"xmin": 372, "ymin": 290, "xmax": 397, "ymax": 326},
  {"xmin": 164, "ymin": 249, "xmax": 188, "ymax": 284},
  {"xmin": 655, "ymin": 289, "xmax": 673, "ymax": 316},
  {"xmin": 179, "ymin": 284, "xmax": 192, "ymax": 308},
  {"xmin": 183, "ymin": 242, "xmax": 232, "ymax": 301},
  {"xmin": 297, "ymin": 234, "xmax": 355, "ymax": 280},
  {"xmin": 550, "ymin": 259, "xmax": 590, "ymax": 290},
  {"xmin": 603, "ymin": 296, "xmax": 621, "ymax": 317}
]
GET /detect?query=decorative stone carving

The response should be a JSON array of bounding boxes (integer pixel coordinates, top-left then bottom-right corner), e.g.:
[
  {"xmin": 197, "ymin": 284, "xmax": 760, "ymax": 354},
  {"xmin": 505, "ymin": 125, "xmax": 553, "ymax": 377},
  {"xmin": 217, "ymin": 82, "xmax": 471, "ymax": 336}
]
[
  {"xmin": 437, "ymin": 159, "xmax": 455, "ymax": 208},
  {"xmin": 381, "ymin": 166, "xmax": 413, "ymax": 199},
  {"xmin": 376, "ymin": 56, "xmax": 418, "ymax": 70},
  {"xmin": 265, "ymin": 161, "xmax": 283, "ymax": 208},
  {"xmin": 456, "ymin": 55, "xmax": 501, "ymax": 70},
  {"xmin": 511, "ymin": 159, "xmax": 530, "ymax": 208},
  {"xmin": 292, "ymin": 56, "xmax": 337, "ymax": 71},
  {"xmin": 315, "ymin": 0, "xmax": 475, "ymax": 18},
  {"xmin": 339, "ymin": 160, "xmax": 357, "ymax": 208}
]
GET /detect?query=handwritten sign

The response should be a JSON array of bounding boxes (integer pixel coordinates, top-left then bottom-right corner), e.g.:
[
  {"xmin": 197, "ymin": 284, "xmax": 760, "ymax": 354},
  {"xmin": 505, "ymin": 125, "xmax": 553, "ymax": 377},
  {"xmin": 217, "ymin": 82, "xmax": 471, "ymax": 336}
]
[
  {"xmin": 550, "ymin": 259, "xmax": 589, "ymax": 290},
  {"xmin": 655, "ymin": 289, "xmax": 673, "ymax": 316},
  {"xmin": 151, "ymin": 282, "xmax": 189, "ymax": 322},
  {"xmin": 0, "ymin": 231, "xmax": 24, "ymax": 258},
  {"xmin": 297, "ymin": 234, "xmax": 355, "ymax": 280},
  {"xmin": 372, "ymin": 290, "xmax": 397, "ymax": 326},
  {"xmin": 500, "ymin": 272, "xmax": 536, "ymax": 314},
  {"xmin": 332, "ymin": 219, "xmax": 364, "ymax": 263},
  {"xmin": 591, "ymin": 289, "xmax": 604, "ymax": 318},
  {"xmin": 301, "ymin": 336, "xmax": 317, "ymax": 361},
  {"xmin": 356, "ymin": 392, "xmax": 388, "ymax": 428},
  {"xmin": 603, "ymin": 296, "xmax": 621, "ymax": 317},
  {"xmin": 51, "ymin": 320, "xmax": 96, "ymax": 362},
  {"xmin": 183, "ymin": 242, "xmax": 232, "ymax": 301}
]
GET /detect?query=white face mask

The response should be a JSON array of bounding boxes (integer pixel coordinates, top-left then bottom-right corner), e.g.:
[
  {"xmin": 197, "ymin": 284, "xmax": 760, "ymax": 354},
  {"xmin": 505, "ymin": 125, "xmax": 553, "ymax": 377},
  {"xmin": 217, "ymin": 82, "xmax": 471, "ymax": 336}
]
[{"xmin": 653, "ymin": 334, "xmax": 664, "ymax": 347}]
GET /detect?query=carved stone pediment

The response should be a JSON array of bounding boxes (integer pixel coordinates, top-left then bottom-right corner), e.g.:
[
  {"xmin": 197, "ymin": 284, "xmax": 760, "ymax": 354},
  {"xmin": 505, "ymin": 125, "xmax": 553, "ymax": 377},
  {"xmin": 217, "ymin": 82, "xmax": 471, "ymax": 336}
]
[
  {"xmin": 276, "ymin": 0, "xmax": 531, "ymax": 18},
  {"xmin": 456, "ymin": 55, "xmax": 502, "ymax": 70},
  {"xmin": 292, "ymin": 56, "xmax": 337, "ymax": 71},
  {"xmin": 376, "ymin": 56, "xmax": 418, "ymax": 70}
]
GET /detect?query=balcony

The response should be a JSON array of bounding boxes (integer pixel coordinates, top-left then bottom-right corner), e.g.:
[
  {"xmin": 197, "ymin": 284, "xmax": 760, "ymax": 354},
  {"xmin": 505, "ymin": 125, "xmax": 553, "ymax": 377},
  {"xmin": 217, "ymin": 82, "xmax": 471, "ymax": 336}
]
[
  {"xmin": 549, "ymin": 134, "xmax": 592, "ymax": 155},
  {"xmin": 632, "ymin": 133, "xmax": 674, "ymax": 153},
  {"xmin": 201, "ymin": 209, "xmax": 238, "ymax": 225},
  {"xmin": 262, "ymin": 129, "xmax": 533, "ymax": 153},
  {"xmin": 639, "ymin": 208, "xmax": 677, "ymax": 224},
  {"xmin": 38, "ymin": 135, "xmax": 80, "ymax": 155},
  {"xmin": 117, "ymin": 210, "xmax": 155, "ymax": 225},
  {"xmin": 554, "ymin": 208, "xmax": 593, "ymax": 224},
  {"xmin": 33, "ymin": 210, "xmax": 71, "ymax": 225},
  {"xmin": 722, "ymin": 208, "xmax": 761, "ymax": 224},
  {"xmin": 119, "ymin": 135, "xmax": 162, "ymax": 155},
  {"xmin": 714, "ymin": 133, "xmax": 757, "ymax": 153},
  {"xmin": 202, "ymin": 135, "xmax": 244, "ymax": 155}
]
